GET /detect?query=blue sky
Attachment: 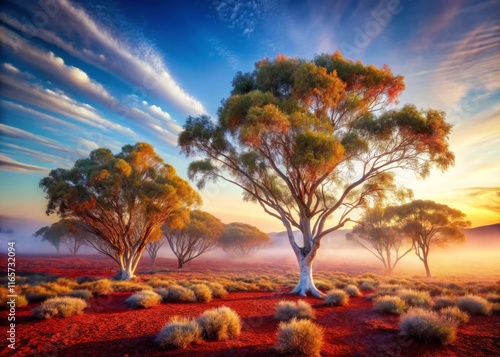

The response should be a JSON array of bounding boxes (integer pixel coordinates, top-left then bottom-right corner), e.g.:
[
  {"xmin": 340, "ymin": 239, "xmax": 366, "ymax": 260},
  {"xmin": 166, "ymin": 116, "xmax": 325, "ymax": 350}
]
[{"xmin": 0, "ymin": 0, "xmax": 499, "ymax": 232}]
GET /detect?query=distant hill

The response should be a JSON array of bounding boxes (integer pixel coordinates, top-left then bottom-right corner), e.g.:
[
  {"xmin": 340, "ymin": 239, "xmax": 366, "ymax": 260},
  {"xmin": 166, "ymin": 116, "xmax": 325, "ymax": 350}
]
[{"xmin": 462, "ymin": 223, "xmax": 500, "ymax": 248}]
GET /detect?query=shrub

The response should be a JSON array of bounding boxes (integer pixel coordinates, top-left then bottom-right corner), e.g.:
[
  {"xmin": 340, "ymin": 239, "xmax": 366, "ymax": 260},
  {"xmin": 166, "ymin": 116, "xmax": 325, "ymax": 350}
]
[
  {"xmin": 344, "ymin": 284, "xmax": 362, "ymax": 297},
  {"xmin": 189, "ymin": 284, "xmax": 213, "ymax": 303},
  {"xmin": 324, "ymin": 289, "xmax": 349, "ymax": 306},
  {"xmin": 163, "ymin": 285, "xmax": 196, "ymax": 303},
  {"xmin": 457, "ymin": 295, "xmax": 492, "ymax": 315},
  {"xmin": 80, "ymin": 279, "xmax": 113, "ymax": 296},
  {"xmin": 277, "ymin": 318, "xmax": 323, "ymax": 357},
  {"xmin": 433, "ymin": 296, "xmax": 456, "ymax": 310},
  {"xmin": 206, "ymin": 282, "xmax": 228, "ymax": 298},
  {"xmin": 360, "ymin": 281, "xmax": 376, "ymax": 291},
  {"xmin": 156, "ymin": 316, "xmax": 201, "ymax": 349},
  {"xmin": 274, "ymin": 300, "xmax": 315, "ymax": 321},
  {"xmin": 374, "ymin": 296, "xmax": 407, "ymax": 315},
  {"xmin": 197, "ymin": 306, "xmax": 241, "ymax": 341},
  {"xmin": 67, "ymin": 289, "xmax": 92, "ymax": 300},
  {"xmin": 439, "ymin": 306, "xmax": 469, "ymax": 325},
  {"xmin": 399, "ymin": 308, "xmax": 458, "ymax": 344},
  {"xmin": 314, "ymin": 279, "xmax": 333, "ymax": 291},
  {"xmin": 398, "ymin": 289, "xmax": 432, "ymax": 308},
  {"xmin": 24, "ymin": 285, "xmax": 56, "ymax": 302},
  {"xmin": 148, "ymin": 277, "xmax": 175, "ymax": 288},
  {"xmin": 33, "ymin": 297, "xmax": 87, "ymax": 319},
  {"xmin": 112, "ymin": 281, "xmax": 150, "ymax": 292},
  {"xmin": 125, "ymin": 290, "xmax": 162, "ymax": 308}
]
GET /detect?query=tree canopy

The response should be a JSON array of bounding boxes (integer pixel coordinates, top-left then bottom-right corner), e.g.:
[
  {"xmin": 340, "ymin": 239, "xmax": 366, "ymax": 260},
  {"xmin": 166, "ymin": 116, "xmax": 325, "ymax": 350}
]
[
  {"xmin": 219, "ymin": 222, "xmax": 272, "ymax": 256},
  {"xmin": 392, "ymin": 200, "xmax": 470, "ymax": 277},
  {"xmin": 178, "ymin": 52, "xmax": 455, "ymax": 297},
  {"xmin": 34, "ymin": 219, "xmax": 88, "ymax": 255},
  {"xmin": 349, "ymin": 205, "xmax": 413, "ymax": 274},
  {"xmin": 162, "ymin": 210, "xmax": 224, "ymax": 268},
  {"xmin": 40, "ymin": 142, "xmax": 201, "ymax": 279}
]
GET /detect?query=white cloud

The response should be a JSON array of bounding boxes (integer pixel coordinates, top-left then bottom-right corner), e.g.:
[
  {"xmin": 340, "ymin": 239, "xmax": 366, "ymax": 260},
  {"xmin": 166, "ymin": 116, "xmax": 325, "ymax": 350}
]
[
  {"xmin": 0, "ymin": 153, "xmax": 50, "ymax": 173},
  {"xmin": 0, "ymin": 0, "xmax": 206, "ymax": 116}
]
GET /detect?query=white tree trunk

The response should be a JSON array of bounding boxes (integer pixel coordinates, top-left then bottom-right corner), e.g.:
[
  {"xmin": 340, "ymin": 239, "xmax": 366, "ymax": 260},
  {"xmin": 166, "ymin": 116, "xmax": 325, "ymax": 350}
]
[
  {"xmin": 115, "ymin": 266, "xmax": 135, "ymax": 280},
  {"xmin": 290, "ymin": 256, "xmax": 325, "ymax": 298}
]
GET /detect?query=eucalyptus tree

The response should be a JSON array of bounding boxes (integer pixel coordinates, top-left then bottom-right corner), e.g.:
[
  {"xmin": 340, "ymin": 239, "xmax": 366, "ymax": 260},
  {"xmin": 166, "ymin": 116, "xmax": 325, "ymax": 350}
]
[
  {"xmin": 178, "ymin": 52, "xmax": 455, "ymax": 296},
  {"xmin": 34, "ymin": 219, "xmax": 87, "ymax": 255},
  {"xmin": 393, "ymin": 200, "xmax": 470, "ymax": 278},
  {"xmin": 162, "ymin": 210, "xmax": 224, "ymax": 268},
  {"xmin": 219, "ymin": 222, "xmax": 272, "ymax": 256},
  {"xmin": 40, "ymin": 143, "xmax": 201, "ymax": 279},
  {"xmin": 349, "ymin": 205, "xmax": 413, "ymax": 274}
]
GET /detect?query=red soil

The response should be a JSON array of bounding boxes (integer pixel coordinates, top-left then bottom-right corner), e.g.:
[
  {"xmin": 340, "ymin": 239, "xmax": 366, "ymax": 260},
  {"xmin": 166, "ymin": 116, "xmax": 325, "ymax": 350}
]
[{"xmin": 2, "ymin": 255, "xmax": 499, "ymax": 357}]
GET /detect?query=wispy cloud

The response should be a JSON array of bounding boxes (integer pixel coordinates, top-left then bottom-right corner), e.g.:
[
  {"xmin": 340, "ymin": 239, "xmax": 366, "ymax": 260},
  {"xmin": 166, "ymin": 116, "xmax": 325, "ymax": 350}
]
[
  {"xmin": 0, "ymin": 0, "xmax": 206, "ymax": 116},
  {"xmin": 209, "ymin": 37, "xmax": 239, "ymax": 70},
  {"xmin": 0, "ymin": 124, "xmax": 71, "ymax": 154},
  {"xmin": 0, "ymin": 153, "xmax": 50, "ymax": 173},
  {"xmin": 213, "ymin": 0, "xmax": 266, "ymax": 36},
  {"xmin": 0, "ymin": 143, "xmax": 67, "ymax": 167}
]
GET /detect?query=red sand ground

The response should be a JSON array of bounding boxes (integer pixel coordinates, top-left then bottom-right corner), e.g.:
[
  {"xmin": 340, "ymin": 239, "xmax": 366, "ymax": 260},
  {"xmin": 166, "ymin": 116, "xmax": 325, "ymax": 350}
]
[{"xmin": 2, "ymin": 255, "xmax": 500, "ymax": 357}]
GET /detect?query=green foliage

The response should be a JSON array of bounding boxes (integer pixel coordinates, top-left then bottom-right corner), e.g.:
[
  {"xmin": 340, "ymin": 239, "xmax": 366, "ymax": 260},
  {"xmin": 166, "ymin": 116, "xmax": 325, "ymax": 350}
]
[{"xmin": 178, "ymin": 52, "xmax": 455, "ymax": 296}]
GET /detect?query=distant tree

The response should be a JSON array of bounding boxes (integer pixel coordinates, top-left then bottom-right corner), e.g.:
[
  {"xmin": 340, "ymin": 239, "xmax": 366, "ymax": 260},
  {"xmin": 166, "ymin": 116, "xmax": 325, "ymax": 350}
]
[
  {"xmin": 39, "ymin": 143, "xmax": 201, "ymax": 280},
  {"xmin": 219, "ymin": 222, "xmax": 272, "ymax": 256},
  {"xmin": 146, "ymin": 240, "xmax": 164, "ymax": 266},
  {"xmin": 393, "ymin": 200, "xmax": 471, "ymax": 278},
  {"xmin": 178, "ymin": 52, "xmax": 455, "ymax": 297},
  {"xmin": 34, "ymin": 222, "xmax": 63, "ymax": 254},
  {"xmin": 162, "ymin": 210, "xmax": 224, "ymax": 268},
  {"xmin": 349, "ymin": 205, "xmax": 413, "ymax": 274}
]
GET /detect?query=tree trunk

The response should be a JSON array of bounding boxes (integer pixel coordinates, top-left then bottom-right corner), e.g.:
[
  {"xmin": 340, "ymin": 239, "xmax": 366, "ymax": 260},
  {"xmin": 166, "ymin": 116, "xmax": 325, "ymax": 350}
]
[
  {"xmin": 177, "ymin": 258, "xmax": 184, "ymax": 269},
  {"xmin": 115, "ymin": 266, "xmax": 135, "ymax": 280},
  {"xmin": 290, "ymin": 255, "xmax": 324, "ymax": 298},
  {"xmin": 423, "ymin": 258, "xmax": 432, "ymax": 278}
]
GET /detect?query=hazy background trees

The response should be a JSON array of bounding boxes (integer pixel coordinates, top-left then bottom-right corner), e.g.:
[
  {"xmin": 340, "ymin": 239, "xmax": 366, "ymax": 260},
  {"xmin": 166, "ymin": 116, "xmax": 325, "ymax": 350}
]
[
  {"xmin": 39, "ymin": 143, "xmax": 201, "ymax": 279},
  {"xmin": 393, "ymin": 200, "xmax": 471, "ymax": 277},
  {"xmin": 162, "ymin": 210, "xmax": 224, "ymax": 268},
  {"xmin": 219, "ymin": 222, "xmax": 272, "ymax": 256},
  {"xmin": 179, "ymin": 52, "xmax": 455, "ymax": 297}
]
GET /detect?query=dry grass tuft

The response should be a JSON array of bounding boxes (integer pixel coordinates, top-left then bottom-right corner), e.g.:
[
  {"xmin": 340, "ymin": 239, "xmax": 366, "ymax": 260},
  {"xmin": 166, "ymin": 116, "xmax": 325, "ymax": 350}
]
[
  {"xmin": 399, "ymin": 307, "xmax": 458, "ymax": 345},
  {"xmin": 276, "ymin": 318, "xmax": 324, "ymax": 357},
  {"xmin": 324, "ymin": 289, "xmax": 349, "ymax": 306},
  {"xmin": 125, "ymin": 290, "xmax": 162, "ymax": 308},
  {"xmin": 457, "ymin": 295, "xmax": 492, "ymax": 315},
  {"xmin": 344, "ymin": 284, "xmax": 362, "ymax": 297},
  {"xmin": 274, "ymin": 300, "xmax": 315, "ymax": 321},
  {"xmin": 156, "ymin": 316, "xmax": 201, "ymax": 349},
  {"xmin": 196, "ymin": 306, "xmax": 241, "ymax": 341},
  {"xmin": 373, "ymin": 295, "xmax": 407, "ymax": 315},
  {"xmin": 189, "ymin": 284, "xmax": 213, "ymax": 303},
  {"xmin": 33, "ymin": 297, "xmax": 87, "ymax": 319}
]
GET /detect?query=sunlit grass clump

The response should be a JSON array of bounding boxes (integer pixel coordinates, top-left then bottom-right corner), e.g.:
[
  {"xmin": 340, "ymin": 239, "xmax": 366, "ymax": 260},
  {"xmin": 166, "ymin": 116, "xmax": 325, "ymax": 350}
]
[
  {"xmin": 156, "ymin": 316, "xmax": 201, "ymax": 349},
  {"xmin": 433, "ymin": 296, "xmax": 457, "ymax": 310},
  {"xmin": 399, "ymin": 307, "xmax": 458, "ymax": 345},
  {"xmin": 277, "ymin": 318, "xmax": 324, "ymax": 357},
  {"xmin": 67, "ymin": 289, "xmax": 93, "ymax": 300},
  {"xmin": 196, "ymin": 306, "xmax": 241, "ymax": 341},
  {"xmin": 274, "ymin": 300, "xmax": 315, "ymax": 321},
  {"xmin": 439, "ymin": 306, "xmax": 469, "ymax": 325},
  {"xmin": 80, "ymin": 279, "xmax": 113, "ymax": 296},
  {"xmin": 162, "ymin": 285, "xmax": 196, "ymax": 303},
  {"xmin": 125, "ymin": 290, "xmax": 162, "ymax": 308},
  {"xmin": 206, "ymin": 282, "xmax": 228, "ymax": 298},
  {"xmin": 324, "ymin": 289, "xmax": 349, "ymax": 306},
  {"xmin": 33, "ymin": 297, "xmax": 87, "ymax": 319},
  {"xmin": 457, "ymin": 295, "xmax": 492, "ymax": 315},
  {"xmin": 398, "ymin": 289, "xmax": 432, "ymax": 308},
  {"xmin": 189, "ymin": 284, "xmax": 213, "ymax": 302},
  {"xmin": 373, "ymin": 295, "xmax": 407, "ymax": 315}
]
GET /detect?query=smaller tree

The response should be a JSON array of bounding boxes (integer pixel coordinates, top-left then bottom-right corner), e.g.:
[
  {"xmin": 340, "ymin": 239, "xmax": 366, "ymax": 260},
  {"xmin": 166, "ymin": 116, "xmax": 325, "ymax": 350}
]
[
  {"xmin": 146, "ymin": 240, "xmax": 164, "ymax": 266},
  {"xmin": 349, "ymin": 205, "xmax": 413, "ymax": 274},
  {"xmin": 34, "ymin": 219, "xmax": 87, "ymax": 255},
  {"xmin": 219, "ymin": 222, "xmax": 272, "ymax": 256},
  {"xmin": 162, "ymin": 210, "xmax": 224, "ymax": 268},
  {"xmin": 393, "ymin": 200, "xmax": 471, "ymax": 278}
]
